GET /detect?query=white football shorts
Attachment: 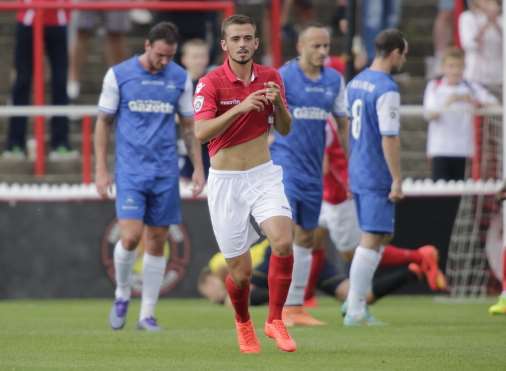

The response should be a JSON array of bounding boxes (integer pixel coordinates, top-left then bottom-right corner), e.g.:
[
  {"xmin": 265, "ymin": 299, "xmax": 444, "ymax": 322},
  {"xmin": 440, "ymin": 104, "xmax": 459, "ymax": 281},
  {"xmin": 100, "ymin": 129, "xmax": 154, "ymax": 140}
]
[
  {"xmin": 318, "ymin": 199, "xmax": 361, "ymax": 252},
  {"xmin": 207, "ymin": 161, "xmax": 292, "ymax": 259}
]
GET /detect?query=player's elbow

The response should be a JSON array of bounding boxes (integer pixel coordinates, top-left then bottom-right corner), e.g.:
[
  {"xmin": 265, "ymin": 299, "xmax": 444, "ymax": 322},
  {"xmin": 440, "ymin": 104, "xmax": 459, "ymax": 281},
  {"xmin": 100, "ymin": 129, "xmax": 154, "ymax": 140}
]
[{"xmin": 194, "ymin": 121, "xmax": 210, "ymax": 143}]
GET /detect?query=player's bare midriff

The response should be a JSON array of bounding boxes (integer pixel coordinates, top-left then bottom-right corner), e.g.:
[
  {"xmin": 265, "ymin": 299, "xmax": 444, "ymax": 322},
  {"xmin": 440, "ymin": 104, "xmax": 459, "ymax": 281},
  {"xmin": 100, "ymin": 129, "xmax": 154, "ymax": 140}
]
[{"xmin": 210, "ymin": 133, "xmax": 271, "ymax": 171}]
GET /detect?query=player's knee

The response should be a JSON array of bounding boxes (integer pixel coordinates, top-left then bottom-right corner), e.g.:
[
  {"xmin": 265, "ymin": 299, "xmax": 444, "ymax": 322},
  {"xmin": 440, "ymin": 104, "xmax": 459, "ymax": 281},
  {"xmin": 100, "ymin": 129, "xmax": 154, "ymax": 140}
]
[
  {"xmin": 295, "ymin": 234, "xmax": 313, "ymax": 248},
  {"xmin": 121, "ymin": 233, "xmax": 141, "ymax": 250},
  {"xmin": 230, "ymin": 269, "xmax": 252, "ymax": 288},
  {"xmin": 270, "ymin": 234, "xmax": 293, "ymax": 256}
]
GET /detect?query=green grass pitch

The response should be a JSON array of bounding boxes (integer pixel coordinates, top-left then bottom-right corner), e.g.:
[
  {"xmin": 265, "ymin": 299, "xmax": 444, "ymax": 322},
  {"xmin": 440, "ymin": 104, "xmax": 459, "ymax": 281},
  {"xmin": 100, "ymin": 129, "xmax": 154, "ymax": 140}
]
[{"xmin": 0, "ymin": 296, "xmax": 504, "ymax": 370}]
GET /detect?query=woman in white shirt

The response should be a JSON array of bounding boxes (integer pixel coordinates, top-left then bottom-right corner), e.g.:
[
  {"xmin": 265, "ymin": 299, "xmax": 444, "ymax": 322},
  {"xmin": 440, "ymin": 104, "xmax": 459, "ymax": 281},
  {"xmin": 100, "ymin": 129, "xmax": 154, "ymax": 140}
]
[{"xmin": 458, "ymin": 0, "xmax": 502, "ymax": 87}]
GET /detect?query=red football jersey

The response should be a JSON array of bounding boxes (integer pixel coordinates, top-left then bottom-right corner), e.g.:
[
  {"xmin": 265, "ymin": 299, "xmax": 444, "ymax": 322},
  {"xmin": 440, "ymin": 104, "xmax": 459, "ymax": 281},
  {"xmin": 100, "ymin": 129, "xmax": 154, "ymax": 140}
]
[
  {"xmin": 323, "ymin": 119, "xmax": 349, "ymax": 205},
  {"xmin": 194, "ymin": 59, "xmax": 287, "ymax": 157},
  {"xmin": 17, "ymin": 0, "xmax": 70, "ymax": 26}
]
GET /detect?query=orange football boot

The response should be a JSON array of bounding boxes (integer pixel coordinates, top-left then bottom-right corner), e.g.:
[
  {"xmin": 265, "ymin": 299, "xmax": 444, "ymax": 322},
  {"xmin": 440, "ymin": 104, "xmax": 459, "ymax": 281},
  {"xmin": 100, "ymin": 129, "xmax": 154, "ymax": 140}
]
[
  {"xmin": 282, "ymin": 306, "xmax": 326, "ymax": 326},
  {"xmin": 418, "ymin": 245, "xmax": 448, "ymax": 291},
  {"xmin": 234, "ymin": 319, "xmax": 261, "ymax": 354},
  {"xmin": 264, "ymin": 320, "xmax": 297, "ymax": 352}
]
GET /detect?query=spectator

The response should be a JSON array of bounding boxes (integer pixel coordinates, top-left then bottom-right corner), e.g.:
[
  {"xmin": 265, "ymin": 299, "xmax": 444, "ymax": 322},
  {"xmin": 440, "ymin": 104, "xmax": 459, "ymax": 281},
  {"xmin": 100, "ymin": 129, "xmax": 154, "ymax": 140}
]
[
  {"xmin": 178, "ymin": 39, "xmax": 212, "ymax": 180},
  {"xmin": 362, "ymin": 0, "xmax": 402, "ymax": 65},
  {"xmin": 181, "ymin": 39, "xmax": 212, "ymax": 86},
  {"xmin": 3, "ymin": 0, "xmax": 75, "ymax": 160},
  {"xmin": 423, "ymin": 47, "xmax": 498, "ymax": 181},
  {"xmin": 423, "ymin": 47, "xmax": 498, "ymax": 272},
  {"xmin": 459, "ymin": 0, "xmax": 502, "ymax": 90},
  {"xmin": 331, "ymin": 0, "xmax": 400, "ymax": 70},
  {"xmin": 67, "ymin": 0, "xmax": 131, "ymax": 100},
  {"xmin": 431, "ymin": 0, "xmax": 455, "ymax": 77}
]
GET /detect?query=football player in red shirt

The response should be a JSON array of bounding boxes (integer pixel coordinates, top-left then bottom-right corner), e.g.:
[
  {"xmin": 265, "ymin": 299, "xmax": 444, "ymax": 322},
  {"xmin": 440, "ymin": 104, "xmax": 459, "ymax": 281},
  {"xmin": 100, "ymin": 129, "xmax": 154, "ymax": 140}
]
[{"xmin": 194, "ymin": 15, "xmax": 295, "ymax": 353}]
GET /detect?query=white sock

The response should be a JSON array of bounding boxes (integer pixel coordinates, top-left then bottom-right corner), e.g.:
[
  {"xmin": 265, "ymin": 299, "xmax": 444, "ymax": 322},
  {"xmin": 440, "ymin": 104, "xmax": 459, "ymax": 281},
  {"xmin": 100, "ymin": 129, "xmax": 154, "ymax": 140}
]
[
  {"xmin": 346, "ymin": 246, "xmax": 381, "ymax": 318},
  {"xmin": 114, "ymin": 241, "xmax": 136, "ymax": 301},
  {"xmin": 285, "ymin": 244, "xmax": 312, "ymax": 306},
  {"xmin": 140, "ymin": 253, "xmax": 166, "ymax": 320}
]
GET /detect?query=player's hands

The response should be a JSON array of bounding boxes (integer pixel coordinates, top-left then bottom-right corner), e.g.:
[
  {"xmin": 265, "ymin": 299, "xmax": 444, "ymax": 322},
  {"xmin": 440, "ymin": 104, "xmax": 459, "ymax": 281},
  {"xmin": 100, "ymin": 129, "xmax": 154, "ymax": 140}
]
[
  {"xmin": 95, "ymin": 169, "xmax": 113, "ymax": 199},
  {"xmin": 445, "ymin": 94, "xmax": 459, "ymax": 106},
  {"xmin": 264, "ymin": 81, "xmax": 283, "ymax": 106},
  {"xmin": 191, "ymin": 167, "xmax": 205, "ymax": 197},
  {"xmin": 236, "ymin": 89, "xmax": 270, "ymax": 114},
  {"xmin": 389, "ymin": 179, "xmax": 404, "ymax": 203}
]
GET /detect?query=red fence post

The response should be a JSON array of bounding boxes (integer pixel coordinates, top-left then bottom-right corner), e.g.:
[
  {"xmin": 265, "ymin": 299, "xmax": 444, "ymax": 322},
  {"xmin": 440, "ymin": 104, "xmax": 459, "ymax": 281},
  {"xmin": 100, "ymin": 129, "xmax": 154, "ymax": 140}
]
[
  {"xmin": 224, "ymin": 1, "xmax": 234, "ymax": 17},
  {"xmin": 81, "ymin": 116, "xmax": 92, "ymax": 184},
  {"xmin": 33, "ymin": 1, "xmax": 46, "ymax": 177},
  {"xmin": 271, "ymin": 0, "xmax": 282, "ymax": 67}
]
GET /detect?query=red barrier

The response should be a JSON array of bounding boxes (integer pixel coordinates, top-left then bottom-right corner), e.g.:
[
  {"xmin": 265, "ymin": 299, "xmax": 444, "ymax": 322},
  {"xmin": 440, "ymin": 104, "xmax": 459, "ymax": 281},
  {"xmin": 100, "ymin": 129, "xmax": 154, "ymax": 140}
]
[
  {"xmin": 271, "ymin": 0, "xmax": 282, "ymax": 67},
  {"xmin": 81, "ymin": 116, "xmax": 92, "ymax": 184},
  {"xmin": 33, "ymin": 4, "xmax": 45, "ymax": 176}
]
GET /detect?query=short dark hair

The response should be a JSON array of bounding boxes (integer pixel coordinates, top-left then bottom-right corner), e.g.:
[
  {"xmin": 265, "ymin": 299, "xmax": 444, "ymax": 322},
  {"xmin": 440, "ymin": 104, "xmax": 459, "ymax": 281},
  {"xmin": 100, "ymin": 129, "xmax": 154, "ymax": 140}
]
[
  {"xmin": 148, "ymin": 21, "xmax": 179, "ymax": 45},
  {"xmin": 221, "ymin": 14, "xmax": 257, "ymax": 38},
  {"xmin": 374, "ymin": 28, "xmax": 407, "ymax": 58},
  {"xmin": 298, "ymin": 21, "xmax": 329, "ymax": 41}
]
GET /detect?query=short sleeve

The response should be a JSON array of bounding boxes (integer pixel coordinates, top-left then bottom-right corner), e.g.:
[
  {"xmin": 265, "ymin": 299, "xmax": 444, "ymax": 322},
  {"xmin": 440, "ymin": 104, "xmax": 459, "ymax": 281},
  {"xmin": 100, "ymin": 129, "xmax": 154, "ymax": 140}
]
[
  {"xmin": 333, "ymin": 77, "xmax": 347, "ymax": 117},
  {"xmin": 376, "ymin": 91, "xmax": 400, "ymax": 136},
  {"xmin": 98, "ymin": 68, "xmax": 119, "ymax": 114},
  {"xmin": 194, "ymin": 76, "xmax": 218, "ymax": 120},
  {"xmin": 423, "ymin": 80, "xmax": 442, "ymax": 120},
  {"xmin": 178, "ymin": 74, "xmax": 194, "ymax": 117}
]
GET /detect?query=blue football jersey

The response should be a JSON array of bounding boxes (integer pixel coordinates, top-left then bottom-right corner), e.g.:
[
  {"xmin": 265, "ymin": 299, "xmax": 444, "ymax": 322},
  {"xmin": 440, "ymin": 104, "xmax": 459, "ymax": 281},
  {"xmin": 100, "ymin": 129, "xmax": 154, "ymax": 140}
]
[
  {"xmin": 346, "ymin": 69, "xmax": 401, "ymax": 193},
  {"xmin": 270, "ymin": 59, "xmax": 346, "ymax": 183},
  {"xmin": 98, "ymin": 56, "xmax": 194, "ymax": 178}
]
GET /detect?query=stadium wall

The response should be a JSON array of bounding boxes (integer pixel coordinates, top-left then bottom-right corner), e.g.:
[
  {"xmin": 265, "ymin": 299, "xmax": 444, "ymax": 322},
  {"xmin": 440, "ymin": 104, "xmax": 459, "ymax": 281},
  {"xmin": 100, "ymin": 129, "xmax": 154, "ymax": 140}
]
[{"xmin": 0, "ymin": 198, "xmax": 455, "ymax": 298}]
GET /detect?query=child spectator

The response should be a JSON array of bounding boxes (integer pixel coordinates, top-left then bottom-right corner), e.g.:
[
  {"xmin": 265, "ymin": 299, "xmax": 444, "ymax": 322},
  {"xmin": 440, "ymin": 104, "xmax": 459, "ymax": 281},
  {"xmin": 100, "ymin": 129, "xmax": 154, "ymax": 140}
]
[
  {"xmin": 423, "ymin": 47, "xmax": 498, "ymax": 181},
  {"xmin": 178, "ymin": 39, "xmax": 212, "ymax": 180}
]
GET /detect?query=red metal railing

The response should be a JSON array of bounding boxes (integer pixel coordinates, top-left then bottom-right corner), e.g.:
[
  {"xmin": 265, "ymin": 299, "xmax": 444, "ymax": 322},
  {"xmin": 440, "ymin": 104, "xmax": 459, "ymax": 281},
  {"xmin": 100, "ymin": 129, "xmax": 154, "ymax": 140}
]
[
  {"xmin": 271, "ymin": 0, "xmax": 282, "ymax": 68},
  {"xmin": 0, "ymin": 1, "xmax": 238, "ymax": 180},
  {"xmin": 81, "ymin": 115, "xmax": 92, "ymax": 184}
]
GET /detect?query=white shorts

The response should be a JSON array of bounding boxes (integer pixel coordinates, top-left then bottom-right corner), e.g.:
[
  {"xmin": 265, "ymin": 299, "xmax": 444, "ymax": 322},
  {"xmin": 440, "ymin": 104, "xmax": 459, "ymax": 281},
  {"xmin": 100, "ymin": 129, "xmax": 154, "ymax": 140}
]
[
  {"xmin": 318, "ymin": 199, "xmax": 361, "ymax": 252},
  {"xmin": 207, "ymin": 161, "xmax": 292, "ymax": 259}
]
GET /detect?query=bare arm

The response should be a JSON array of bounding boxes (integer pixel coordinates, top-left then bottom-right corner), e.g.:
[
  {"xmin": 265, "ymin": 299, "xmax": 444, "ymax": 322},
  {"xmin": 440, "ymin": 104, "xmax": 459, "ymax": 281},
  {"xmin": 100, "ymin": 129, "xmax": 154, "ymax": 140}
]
[
  {"xmin": 336, "ymin": 116, "xmax": 349, "ymax": 155},
  {"xmin": 180, "ymin": 116, "xmax": 203, "ymax": 170},
  {"xmin": 180, "ymin": 115, "xmax": 205, "ymax": 196},
  {"xmin": 94, "ymin": 112, "xmax": 115, "ymax": 198},
  {"xmin": 195, "ymin": 89, "xmax": 269, "ymax": 143},
  {"xmin": 382, "ymin": 135, "xmax": 403, "ymax": 202}
]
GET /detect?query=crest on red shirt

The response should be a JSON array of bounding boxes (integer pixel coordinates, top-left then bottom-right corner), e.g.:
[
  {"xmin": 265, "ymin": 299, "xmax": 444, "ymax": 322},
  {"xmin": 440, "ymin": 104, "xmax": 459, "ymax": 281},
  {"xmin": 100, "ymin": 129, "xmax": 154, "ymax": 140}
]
[{"xmin": 194, "ymin": 96, "xmax": 204, "ymax": 112}]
